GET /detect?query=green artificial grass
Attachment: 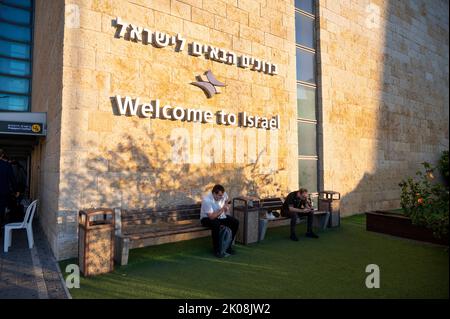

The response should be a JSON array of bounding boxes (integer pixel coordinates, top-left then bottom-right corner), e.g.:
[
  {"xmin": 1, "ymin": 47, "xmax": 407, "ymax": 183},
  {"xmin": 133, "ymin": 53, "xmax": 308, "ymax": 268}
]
[{"xmin": 60, "ymin": 214, "xmax": 449, "ymax": 299}]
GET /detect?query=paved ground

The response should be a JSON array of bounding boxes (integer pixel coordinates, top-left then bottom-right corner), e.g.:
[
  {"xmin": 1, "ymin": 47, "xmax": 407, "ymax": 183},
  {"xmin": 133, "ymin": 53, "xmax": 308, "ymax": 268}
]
[{"xmin": 0, "ymin": 222, "xmax": 70, "ymax": 299}]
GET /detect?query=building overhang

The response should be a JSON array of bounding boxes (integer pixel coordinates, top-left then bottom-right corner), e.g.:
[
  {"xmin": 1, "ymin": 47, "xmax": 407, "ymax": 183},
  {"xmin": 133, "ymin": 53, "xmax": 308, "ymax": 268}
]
[{"xmin": 0, "ymin": 112, "xmax": 47, "ymax": 137}]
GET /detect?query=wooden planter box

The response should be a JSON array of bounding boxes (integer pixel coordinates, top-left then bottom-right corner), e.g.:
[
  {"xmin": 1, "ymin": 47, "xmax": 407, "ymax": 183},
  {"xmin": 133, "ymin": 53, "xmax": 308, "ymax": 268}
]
[{"xmin": 365, "ymin": 211, "xmax": 448, "ymax": 246}]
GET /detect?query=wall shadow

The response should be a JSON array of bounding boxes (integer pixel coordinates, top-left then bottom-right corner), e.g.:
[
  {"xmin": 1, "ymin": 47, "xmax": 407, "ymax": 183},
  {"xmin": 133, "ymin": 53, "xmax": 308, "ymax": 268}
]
[{"xmin": 338, "ymin": 0, "xmax": 449, "ymax": 214}]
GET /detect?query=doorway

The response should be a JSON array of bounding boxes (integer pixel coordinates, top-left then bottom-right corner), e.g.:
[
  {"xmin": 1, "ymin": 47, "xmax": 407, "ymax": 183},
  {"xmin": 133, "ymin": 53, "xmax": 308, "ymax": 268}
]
[{"xmin": 0, "ymin": 134, "xmax": 39, "ymax": 223}]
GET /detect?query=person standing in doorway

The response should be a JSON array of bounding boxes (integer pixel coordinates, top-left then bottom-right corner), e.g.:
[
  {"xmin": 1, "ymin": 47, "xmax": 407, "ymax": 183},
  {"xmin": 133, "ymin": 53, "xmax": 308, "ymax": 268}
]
[
  {"xmin": 200, "ymin": 184, "xmax": 239, "ymax": 257},
  {"xmin": 0, "ymin": 149, "xmax": 18, "ymax": 228}
]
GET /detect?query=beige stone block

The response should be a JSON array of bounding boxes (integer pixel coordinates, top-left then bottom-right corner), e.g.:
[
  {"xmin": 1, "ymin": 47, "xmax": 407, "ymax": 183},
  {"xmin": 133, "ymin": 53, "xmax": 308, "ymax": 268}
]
[
  {"xmin": 203, "ymin": 0, "xmax": 227, "ymax": 17},
  {"xmin": 143, "ymin": 61, "xmax": 172, "ymax": 83},
  {"xmin": 226, "ymin": 4, "xmax": 249, "ymax": 25},
  {"xmin": 154, "ymin": 10, "xmax": 184, "ymax": 34},
  {"xmin": 209, "ymin": 29, "xmax": 233, "ymax": 48},
  {"xmin": 79, "ymin": 7, "xmax": 102, "ymax": 32},
  {"xmin": 63, "ymin": 87, "xmax": 99, "ymax": 110},
  {"xmin": 251, "ymin": 84, "xmax": 270, "ymax": 100},
  {"xmin": 249, "ymin": 15, "xmax": 271, "ymax": 33},
  {"xmin": 65, "ymin": 28, "xmax": 111, "ymax": 52},
  {"xmin": 251, "ymin": 42, "xmax": 271, "ymax": 60},
  {"xmin": 101, "ymin": 13, "xmax": 116, "ymax": 34},
  {"xmin": 171, "ymin": 0, "xmax": 192, "ymax": 20},
  {"xmin": 88, "ymin": 111, "xmax": 114, "ymax": 132},
  {"xmin": 178, "ymin": 0, "xmax": 202, "ymax": 8},
  {"xmin": 239, "ymin": 24, "xmax": 265, "ymax": 43},
  {"xmin": 221, "ymin": 0, "xmax": 238, "ymax": 7},
  {"xmin": 96, "ymin": 52, "xmax": 139, "ymax": 79},
  {"xmin": 264, "ymin": 32, "xmax": 284, "ymax": 49},
  {"xmin": 192, "ymin": 7, "xmax": 215, "ymax": 29},
  {"xmin": 237, "ymin": 0, "xmax": 260, "ymax": 14},
  {"xmin": 270, "ymin": 16, "xmax": 287, "ymax": 38},
  {"xmin": 232, "ymin": 36, "xmax": 252, "ymax": 54},
  {"xmin": 261, "ymin": 0, "xmax": 287, "ymax": 14},
  {"xmin": 149, "ymin": 0, "xmax": 171, "ymax": 14},
  {"xmin": 73, "ymin": 0, "xmax": 114, "ymax": 14},
  {"xmin": 214, "ymin": 15, "xmax": 239, "ymax": 36},
  {"xmin": 183, "ymin": 20, "xmax": 211, "ymax": 42}
]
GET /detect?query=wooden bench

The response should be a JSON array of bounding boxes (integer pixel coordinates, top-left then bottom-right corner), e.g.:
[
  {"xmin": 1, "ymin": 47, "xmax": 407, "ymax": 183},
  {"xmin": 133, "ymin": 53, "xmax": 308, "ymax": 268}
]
[
  {"xmin": 259, "ymin": 197, "xmax": 330, "ymax": 229},
  {"xmin": 114, "ymin": 203, "xmax": 210, "ymax": 265},
  {"xmin": 114, "ymin": 197, "xmax": 330, "ymax": 265}
]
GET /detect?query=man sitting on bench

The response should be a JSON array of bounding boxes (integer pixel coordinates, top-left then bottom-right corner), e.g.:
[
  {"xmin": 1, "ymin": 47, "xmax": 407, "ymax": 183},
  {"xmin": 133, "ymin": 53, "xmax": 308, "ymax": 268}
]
[
  {"xmin": 282, "ymin": 188, "xmax": 319, "ymax": 241},
  {"xmin": 200, "ymin": 184, "xmax": 239, "ymax": 258}
]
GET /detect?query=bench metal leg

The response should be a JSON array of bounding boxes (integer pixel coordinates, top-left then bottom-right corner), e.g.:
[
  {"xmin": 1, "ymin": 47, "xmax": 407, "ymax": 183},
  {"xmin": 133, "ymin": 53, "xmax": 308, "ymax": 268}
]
[
  {"xmin": 313, "ymin": 212, "xmax": 330, "ymax": 231},
  {"xmin": 114, "ymin": 236, "xmax": 130, "ymax": 266},
  {"xmin": 322, "ymin": 212, "xmax": 330, "ymax": 230}
]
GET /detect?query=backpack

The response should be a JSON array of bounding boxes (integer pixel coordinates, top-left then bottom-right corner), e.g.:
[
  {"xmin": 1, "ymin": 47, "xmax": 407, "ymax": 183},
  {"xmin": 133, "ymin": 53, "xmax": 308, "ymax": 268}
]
[{"xmin": 218, "ymin": 226, "xmax": 232, "ymax": 256}]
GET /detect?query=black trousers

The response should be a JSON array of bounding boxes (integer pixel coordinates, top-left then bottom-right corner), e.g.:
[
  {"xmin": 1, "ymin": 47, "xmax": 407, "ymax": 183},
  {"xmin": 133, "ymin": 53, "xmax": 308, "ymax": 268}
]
[
  {"xmin": 290, "ymin": 210, "xmax": 314, "ymax": 235},
  {"xmin": 0, "ymin": 197, "xmax": 7, "ymax": 226},
  {"xmin": 201, "ymin": 215, "xmax": 239, "ymax": 253}
]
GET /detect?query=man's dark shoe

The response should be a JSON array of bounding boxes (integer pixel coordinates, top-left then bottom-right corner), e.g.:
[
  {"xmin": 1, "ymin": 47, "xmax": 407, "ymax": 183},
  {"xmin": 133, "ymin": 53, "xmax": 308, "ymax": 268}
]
[
  {"xmin": 215, "ymin": 252, "xmax": 230, "ymax": 258},
  {"xmin": 290, "ymin": 234, "xmax": 299, "ymax": 241},
  {"xmin": 306, "ymin": 232, "xmax": 319, "ymax": 239},
  {"xmin": 226, "ymin": 247, "xmax": 236, "ymax": 255}
]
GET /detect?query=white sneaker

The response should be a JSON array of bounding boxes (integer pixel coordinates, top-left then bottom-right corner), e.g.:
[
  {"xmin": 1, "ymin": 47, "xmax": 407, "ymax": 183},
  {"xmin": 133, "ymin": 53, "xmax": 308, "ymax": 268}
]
[{"xmin": 266, "ymin": 212, "xmax": 276, "ymax": 220}]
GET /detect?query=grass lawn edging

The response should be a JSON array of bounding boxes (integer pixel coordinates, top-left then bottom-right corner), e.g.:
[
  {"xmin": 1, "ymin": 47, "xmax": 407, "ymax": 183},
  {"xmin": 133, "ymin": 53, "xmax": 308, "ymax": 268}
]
[{"xmin": 366, "ymin": 210, "xmax": 449, "ymax": 246}]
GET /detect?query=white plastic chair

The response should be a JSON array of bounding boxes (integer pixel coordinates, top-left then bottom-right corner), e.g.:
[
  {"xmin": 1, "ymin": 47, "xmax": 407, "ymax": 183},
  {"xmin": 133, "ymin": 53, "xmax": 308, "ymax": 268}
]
[{"xmin": 3, "ymin": 199, "xmax": 38, "ymax": 253}]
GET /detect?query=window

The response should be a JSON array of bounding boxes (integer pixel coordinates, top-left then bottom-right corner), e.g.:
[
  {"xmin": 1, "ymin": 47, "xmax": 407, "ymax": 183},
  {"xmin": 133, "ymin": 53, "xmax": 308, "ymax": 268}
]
[
  {"xmin": 295, "ymin": 0, "xmax": 315, "ymax": 14},
  {"xmin": 298, "ymin": 159, "xmax": 317, "ymax": 193},
  {"xmin": 297, "ymin": 84, "xmax": 316, "ymax": 120},
  {"xmin": 295, "ymin": 12, "xmax": 315, "ymax": 48},
  {"xmin": 0, "ymin": 0, "xmax": 33, "ymax": 112},
  {"xmin": 297, "ymin": 122, "xmax": 317, "ymax": 156},
  {"xmin": 296, "ymin": 48, "xmax": 315, "ymax": 83},
  {"xmin": 295, "ymin": 0, "xmax": 319, "ymax": 195}
]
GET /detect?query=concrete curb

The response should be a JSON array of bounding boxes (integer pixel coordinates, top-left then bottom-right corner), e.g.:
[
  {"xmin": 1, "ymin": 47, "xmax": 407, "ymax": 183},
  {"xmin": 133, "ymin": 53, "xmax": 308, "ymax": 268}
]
[{"xmin": 55, "ymin": 261, "xmax": 73, "ymax": 299}]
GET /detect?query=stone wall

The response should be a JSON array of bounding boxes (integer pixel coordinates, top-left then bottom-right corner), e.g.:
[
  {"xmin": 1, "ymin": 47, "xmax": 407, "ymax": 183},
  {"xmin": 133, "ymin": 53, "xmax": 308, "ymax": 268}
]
[
  {"xmin": 30, "ymin": 0, "xmax": 65, "ymax": 257},
  {"xmin": 56, "ymin": 0, "xmax": 298, "ymax": 259},
  {"xmin": 33, "ymin": 0, "xmax": 449, "ymax": 260},
  {"xmin": 318, "ymin": 0, "xmax": 449, "ymax": 214}
]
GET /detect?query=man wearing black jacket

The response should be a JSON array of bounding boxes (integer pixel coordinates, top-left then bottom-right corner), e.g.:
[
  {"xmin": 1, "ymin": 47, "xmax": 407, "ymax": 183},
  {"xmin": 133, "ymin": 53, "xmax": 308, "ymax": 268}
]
[
  {"xmin": 282, "ymin": 188, "xmax": 319, "ymax": 241},
  {"xmin": 0, "ymin": 149, "xmax": 18, "ymax": 227}
]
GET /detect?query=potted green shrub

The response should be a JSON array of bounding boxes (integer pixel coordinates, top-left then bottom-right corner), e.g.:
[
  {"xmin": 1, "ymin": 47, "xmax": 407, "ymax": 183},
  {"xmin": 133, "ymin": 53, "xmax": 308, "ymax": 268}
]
[
  {"xmin": 366, "ymin": 151, "xmax": 449, "ymax": 245},
  {"xmin": 399, "ymin": 152, "xmax": 449, "ymax": 240}
]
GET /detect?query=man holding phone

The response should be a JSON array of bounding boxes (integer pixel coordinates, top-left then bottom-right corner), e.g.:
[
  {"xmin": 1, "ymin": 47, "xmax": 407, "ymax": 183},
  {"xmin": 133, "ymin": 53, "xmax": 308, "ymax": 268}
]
[
  {"xmin": 200, "ymin": 184, "xmax": 239, "ymax": 257},
  {"xmin": 282, "ymin": 188, "xmax": 319, "ymax": 241}
]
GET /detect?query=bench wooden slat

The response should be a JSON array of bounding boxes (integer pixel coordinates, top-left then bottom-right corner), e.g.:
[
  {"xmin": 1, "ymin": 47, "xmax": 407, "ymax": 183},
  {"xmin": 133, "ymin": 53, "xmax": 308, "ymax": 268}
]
[
  {"xmin": 123, "ymin": 221, "xmax": 203, "ymax": 235},
  {"xmin": 126, "ymin": 225, "xmax": 209, "ymax": 241}
]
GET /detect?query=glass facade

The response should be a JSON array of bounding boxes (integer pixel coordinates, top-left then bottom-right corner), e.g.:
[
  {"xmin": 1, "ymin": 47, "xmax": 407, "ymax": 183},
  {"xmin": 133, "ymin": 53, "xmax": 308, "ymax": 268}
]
[
  {"xmin": 295, "ymin": 0, "xmax": 319, "ymax": 194},
  {"xmin": 0, "ymin": 0, "xmax": 33, "ymax": 112}
]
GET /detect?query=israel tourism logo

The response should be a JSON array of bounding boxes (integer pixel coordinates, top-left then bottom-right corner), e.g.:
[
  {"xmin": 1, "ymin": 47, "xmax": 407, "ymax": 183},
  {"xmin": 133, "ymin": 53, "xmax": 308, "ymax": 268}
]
[{"xmin": 191, "ymin": 70, "xmax": 226, "ymax": 98}]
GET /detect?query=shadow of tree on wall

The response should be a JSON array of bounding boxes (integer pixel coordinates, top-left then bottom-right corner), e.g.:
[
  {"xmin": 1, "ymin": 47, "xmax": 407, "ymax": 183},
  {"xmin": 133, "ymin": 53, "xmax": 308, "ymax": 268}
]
[
  {"xmin": 59, "ymin": 130, "xmax": 282, "ymax": 215},
  {"xmin": 57, "ymin": 128, "xmax": 283, "ymax": 258}
]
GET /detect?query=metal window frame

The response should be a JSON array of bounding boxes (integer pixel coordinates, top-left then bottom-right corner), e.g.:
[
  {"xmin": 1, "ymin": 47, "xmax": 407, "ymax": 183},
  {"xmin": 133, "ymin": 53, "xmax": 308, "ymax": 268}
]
[
  {"xmin": 295, "ymin": 0, "xmax": 316, "ymax": 18},
  {"xmin": 0, "ymin": 19, "xmax": 32, "ymax": 39},
  {"xmin": 295, "ymin": 0, "xmax": 322, "ymax": 194},
  {"xmin": 296, "ymin": 82, "xmax": 317, "ymax": 122},
  {"xmin": 0, "ymin": 0, "xmax": 32, "ymax": 11},
  {"xmin": 294, "ymin": 10, "xmax": 316, "ymax": 50},
  {"xmin": 295, "ymin": 47, "xmax": 316, "ymax": 84},
  {"xmin": 0, "ymin": 0, "xmax": 33, "ymax": 112},
  {"xmin": 0, "ymin": 3, "xmax": 32, "ymax": 27}
]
